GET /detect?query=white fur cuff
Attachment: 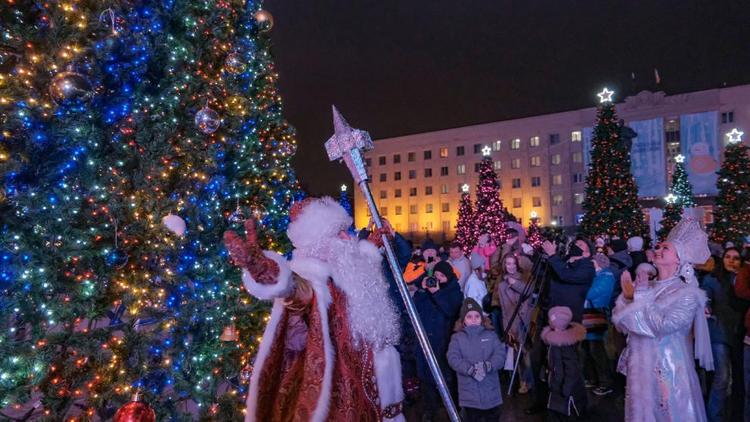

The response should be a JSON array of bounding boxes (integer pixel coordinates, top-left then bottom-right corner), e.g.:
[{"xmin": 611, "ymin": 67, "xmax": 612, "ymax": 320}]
[{"xmin": 241, "ymin": 251, "xmax": 293, "ymax": 300}]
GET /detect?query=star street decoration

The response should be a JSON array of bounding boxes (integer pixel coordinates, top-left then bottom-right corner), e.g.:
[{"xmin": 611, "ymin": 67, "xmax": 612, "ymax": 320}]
[
  {"xmin": 675, "ymin": 154, "xmax": 685, "ymax": 163},
  {"xmin": 726, "ymin": 128, "xmax": 744, "ymax": 144},
  {"xmin": 481, "ymin": 145, "xmax": 492, "ymax": 156},
  {"xmin": 664, "ymin": 193, "xmax": 678, "ymax": 204},
  {"xmin": 597, "ymin": 87, "xmax": 615, "ymax": 103}
]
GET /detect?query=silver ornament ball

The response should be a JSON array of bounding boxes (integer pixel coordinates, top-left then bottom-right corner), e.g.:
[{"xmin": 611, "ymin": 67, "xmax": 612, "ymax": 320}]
[
  {"xmin": 195, "ymin": 106, "xmax": 221, "ymax": 134},
  {"xmin": 254, "ymin": 9, "xmax": 274, "ymax": 31},
  {"xmin": 49, "ymin": 71, "xmax": 93, "ymax": 104}
]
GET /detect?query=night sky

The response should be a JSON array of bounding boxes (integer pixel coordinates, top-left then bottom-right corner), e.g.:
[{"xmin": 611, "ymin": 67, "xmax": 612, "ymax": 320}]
[{"xmin": 264, "ymin": 0, "xmax": 750, "ymax": 196}]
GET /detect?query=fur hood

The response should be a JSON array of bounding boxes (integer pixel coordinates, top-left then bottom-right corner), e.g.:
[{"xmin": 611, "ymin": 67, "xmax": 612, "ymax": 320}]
[
  {"xmin": 541, "ymin": 322, "xmax": 586, "ymax": 346},
  {"xmin": 287, "ymin": 197, "xmax": 353, "ymax": 250}
]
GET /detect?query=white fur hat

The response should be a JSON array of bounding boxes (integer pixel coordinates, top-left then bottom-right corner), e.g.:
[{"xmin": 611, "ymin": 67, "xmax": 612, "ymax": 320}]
[{"xmin": 286, "ymin": 197, "xmax": 353, "ymax": 249}]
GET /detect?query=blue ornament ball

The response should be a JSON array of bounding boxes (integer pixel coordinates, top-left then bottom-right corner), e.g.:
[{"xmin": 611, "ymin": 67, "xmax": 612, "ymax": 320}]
[
  {"xmin": 195, "ymin": 107, "xmax": 221, "ymax": 134},
  {"xmin": 106, "ymin": 249, "xmax": 129, "ymax": 268}
]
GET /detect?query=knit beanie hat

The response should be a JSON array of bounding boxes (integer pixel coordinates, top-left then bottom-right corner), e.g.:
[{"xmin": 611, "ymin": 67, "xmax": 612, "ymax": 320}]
[
  {"xmin": 459, "ymin": 298, "xmax": 482, "ymax": 321},
  {"xmin": 610, "ymin": 239, "xmax": 628, "ymax": 253},
  {"xmin": 627, "ymin": 236, "xmax": 644, "ymax": 252},
  {"xmin": 548, "ymin": 306, "xmax": 573, "ymax": 330},
  {"xmin": 469, "ymin": 252, "xmax": 485, "ymax": 270},
  {"xmin": 433, "ymin": 261, "xmax": 456, "ymax": 281},
  {"xmin": 592, "ymin": 253, "xmax": 610, "ymax": 270}
]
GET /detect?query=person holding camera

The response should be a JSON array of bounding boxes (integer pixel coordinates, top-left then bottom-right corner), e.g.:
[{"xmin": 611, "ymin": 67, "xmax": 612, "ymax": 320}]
[{"xmin": 413, "ymin": 260, "xmax": 463, "ymax": 421}]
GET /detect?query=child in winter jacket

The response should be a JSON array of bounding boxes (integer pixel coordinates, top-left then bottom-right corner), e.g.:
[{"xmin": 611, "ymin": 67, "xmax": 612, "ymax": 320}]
[
  {"xmin": 463, "ymin": 252, "xmax": 489, "ymax": 310},
  {"xmin": 542, "ymin": 306, "xmax": 587, "ymax": 421},
  {"xmin": 447, "ymin": 298, "xmax": 506, "ymax": 422}
]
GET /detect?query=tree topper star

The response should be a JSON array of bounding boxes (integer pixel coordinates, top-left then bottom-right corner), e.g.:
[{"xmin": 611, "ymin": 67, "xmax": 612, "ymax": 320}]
[
  {"xmin": 727, "ymin": 128, "xmax": 744, "ymax": 144},
  {"xmin": 461, "ymin": 184, "xmax": 470, "ymax": 193},
  {"xmin": 597, "ymin": 88, "xmax": 615, "ymax": 103},
  {"xmin": 340, "ymin": 184, "xmax": 347, "ymax": 192},
  {"xmin": 674, "ymin": 154, "xmax": 685, "ymax": 163},
  {"xmin": 664, "ymin": 193, "xmax": 678, "ymax": 204},
  {"xmin": 481, "ymin": 145, "xmax": 492, "ymax": 156}
]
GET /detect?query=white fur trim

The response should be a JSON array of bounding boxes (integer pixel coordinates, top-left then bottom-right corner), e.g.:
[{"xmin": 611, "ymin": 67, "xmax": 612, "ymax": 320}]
[
  {"xmin": 289, "ymin": 257, "xmax": 332, "ymax": 307},
  {"xmin": 374, "ymin": 346, "xmax": 406, "ymax": 422},
  {"xmin": 241, "ymin": 251, "xmax": 293, "ymax": 300},
  {"xmin": 245, "ymin": 298, "xmax": 286, "ymax": 422},
  {"xmin": 287, "ymin": 197, "xmax": 352, "ymax": 250}
]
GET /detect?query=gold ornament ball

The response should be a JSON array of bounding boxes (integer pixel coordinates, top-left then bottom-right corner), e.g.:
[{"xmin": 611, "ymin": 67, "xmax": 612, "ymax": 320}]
[
  {"xmin": 254, "ymin": 9, "xmax": 274, "ymax": 31},
  {"xmin": 225, "ymin": 96, "xmax": 250, "ymax": 116},
  {"xmin": 49, "ymin": 71, "xmax": 93, "ymax": 104}
]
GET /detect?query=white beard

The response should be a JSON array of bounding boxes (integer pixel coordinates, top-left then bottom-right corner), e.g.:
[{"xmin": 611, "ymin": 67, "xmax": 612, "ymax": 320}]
[{"xmin": 296, "ymin": 237, "xmax": 401, "ymax": 350}]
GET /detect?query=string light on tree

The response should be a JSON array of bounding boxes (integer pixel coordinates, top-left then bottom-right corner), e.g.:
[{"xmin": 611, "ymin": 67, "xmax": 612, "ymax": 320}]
[
  {"xmin": 472, "ymin": 154, "xmax": 508, "ymax": 246},
  {"xmin": 454, "ymin": 185, "xmax": 475, "ymax": 255}
]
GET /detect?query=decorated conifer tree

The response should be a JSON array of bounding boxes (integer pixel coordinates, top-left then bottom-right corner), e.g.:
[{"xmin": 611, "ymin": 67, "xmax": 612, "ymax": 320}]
[
  {"xmin": 339, "ymin": 184, "xmax": 353, "ymax": 217},
  {"xmin": 454, "ymin": 184, "xmax": 475, "ymax": 255},
  {"xmin": 711, "ymin": 129, "xmax": 750, "ymax": 246},
  {"xmin": 0, "ymin": 2, "xmax": 299, "ymax": 420},
  {"xmin": 657, "ymin": 155, "xmax": 696, "ymax": 240},
  {"xmin": 580, "ymin": 88, "xmax": 646, "ymax": 238},
  {"xmin": 527, "ymin": 215, "xmax": 544, "ymax": 250},
  {"xmin": 473, "ymin": 148, "xmax": 507, "ymax": 245}
]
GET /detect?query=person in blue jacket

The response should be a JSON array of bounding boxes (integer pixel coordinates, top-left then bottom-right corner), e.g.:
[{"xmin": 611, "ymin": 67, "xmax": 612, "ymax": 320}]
[
  {"xmin": 413, "ymin": 260, "xmax": 463, "ymax": 421},
  {"xmin": 581, "ymin": 253, "xmax": 616, "ymax": 396}
]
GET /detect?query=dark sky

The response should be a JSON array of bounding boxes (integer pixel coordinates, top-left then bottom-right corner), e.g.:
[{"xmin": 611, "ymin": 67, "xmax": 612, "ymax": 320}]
[{"xmin": 265, "ymin": 0, "xmax": 750, "ymax": 197}]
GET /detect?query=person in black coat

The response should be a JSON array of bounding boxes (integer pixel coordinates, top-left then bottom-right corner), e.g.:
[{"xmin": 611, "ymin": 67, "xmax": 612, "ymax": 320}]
[
  {"xmin": 413, "ymin": 260, "xmax": 464, "ymax": 421},
  {"xmin": 541, "ymin": 238, "xmax": 596, "ymax": 323}
]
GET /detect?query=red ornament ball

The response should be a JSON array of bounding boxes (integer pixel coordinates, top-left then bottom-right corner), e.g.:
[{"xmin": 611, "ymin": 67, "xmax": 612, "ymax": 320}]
[{"xmin": 114, "ymin": 399, "xmax": 155, "ymax": 422}]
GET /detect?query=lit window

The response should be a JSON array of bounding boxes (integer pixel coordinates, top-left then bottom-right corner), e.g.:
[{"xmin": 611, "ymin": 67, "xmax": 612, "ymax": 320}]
[
  {"xmin": 378, "ymin": 156, "xmax": 386, "ymax": 165},
  {"xmin": 457, "ymin": 164, "xmax": 466, "ymax": 175},
  {"xmin": 426, "ymin": 204, "xmax": 433, "ymax": 213},
  {"xmin": 511, "ymin": 158, "xmax": 521, "ymax": 169},
  {"xmin": 530, "ymin": 156, "xmax": 541, "ymax": 167},
  {"xmin": 571, "ymin": 131, "xmax": 582, "ymax": 142},
  {"xmin": 409, "ymin": 222, "xmax": 418, "ymax": 231},
  {"xmin": 552, "ymin": 175, "xmax": 562, "ymax": 185},
  {"xmin": 552, "ymin": 194, "xmax": 563, "ymax": 206},
  {"xmin": 512, "ymin": 178, "xmax": 521, "ymax": 188},
  {"xmin": 530, "ymin": 136, "xmax": 540, "ymax": 147},
  {"xmin": 439, "ymin": 147, "xmax": 448, "ymax": 158},
  {"xmin": 572, "ymin": 152, "xmax": 582, "ymax": 163},
  {"xmin": 551, "ymin": 154, "xmax": 561, "ymax": 165},
  {"xmin": 409, "ymin": 205, "xmax": 418, "ymax": 214},
  {"xmin": 395, "ymin": 206, "xmax": 402, "ymax": 215},
  {"xmin": 532, "ymin": 197, "xmax": 542, "ymax": 207},
  {"xmin": 574, "ymin": 193, "xmax": 584, "ymax": 204},
  {"xmin": 513, "ymin": 198, "xmax": 522, "ymax": 208},
  {"xmin": 441, "ymin": 203, "xmax": 450, "ymax": 212},
  {"xmin": 494, "ymin": 160, "xmax": 502, "ymax": 170},
  {"xmin": 425, "ymin": 186, "xmax": 433, "ymax": 195},
  {"xmin": 493, "ymin": 140, "xmax": 502, "ymax": 151},
  {"xmin": 531, "ymin": 176, "xmax": 541, "ymax": 187},
  {"xmin": 441, "ymin": 184, "xmax": 449, "ymax": 194},
  {"xmin": 379, "ymin": 190, "xmax": 387, "ymax": 199},
  {"xmin": 511, "ymin": 138, "xmax": 521, "ymax": 150}
]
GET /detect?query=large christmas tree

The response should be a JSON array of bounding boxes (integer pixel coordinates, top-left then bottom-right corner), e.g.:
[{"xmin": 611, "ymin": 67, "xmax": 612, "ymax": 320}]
[
  {"xmin": 0, "ymin": 1, "xmax": 299, "ymax": 420},
  {"xmin": 454, "ymin": 185, "xmax": 475, "ymax": 254},
  {"xmin": 580, "ymin": 89, "xmax": 646, "ymax": 238},
  {"xmin": 473, "ymin": 150, "xmax": 507, "ymax": 246},
  {"xmin": 711, "ymin": 129, "xmax": 750, "ymax": 246},
  {"xmin": 657, "ymin": 155, "xmax": 696, "ymax": 240}
]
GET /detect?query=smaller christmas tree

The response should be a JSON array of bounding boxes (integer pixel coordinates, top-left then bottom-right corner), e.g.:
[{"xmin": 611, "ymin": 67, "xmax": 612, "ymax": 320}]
[
  {"xmin": 455, "ymin": 184, "xmax": 476, "ymax": 255},
  {"xmin": 711, "ymin": 129, "xmax": 750, "ymax": 246},
  {"xmin": 657, "ymin": 155, "xmax": 696, "ymax": 240},
  {"xmin": 527, "ymin": 214, "xmax": 544, "ymax": 250},
  {"xmin": 339, "ymin": 184, "xmax": 353, "ymax": 217},
  {"xmin": 473, "ymin": 148, "xmax": 507, "ymax": 246}
]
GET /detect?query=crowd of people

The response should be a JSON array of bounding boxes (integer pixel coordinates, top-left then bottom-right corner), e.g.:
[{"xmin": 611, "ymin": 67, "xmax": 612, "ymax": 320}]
[{"xmin": 379, "ymin": 218, "xmax": 750, "ymax": 422}]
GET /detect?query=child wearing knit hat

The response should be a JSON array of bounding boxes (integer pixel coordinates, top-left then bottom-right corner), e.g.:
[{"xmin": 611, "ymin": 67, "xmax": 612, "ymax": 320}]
[
  {"xmin": 447, "ymin": 298, "xmax": 506, "ymax": 421},
  {"xmin": 542, "ymin": 306, "xmax": 587, "ymax": 420}
]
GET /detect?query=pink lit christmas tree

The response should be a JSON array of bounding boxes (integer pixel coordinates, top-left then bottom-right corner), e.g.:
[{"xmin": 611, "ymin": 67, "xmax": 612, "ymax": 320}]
[
  {"xmin": 454, "ymin": 184, "xmax": 476, "ymax": 254},
  {"xmin": 473, "ymin": 147, "xmax": 507, "ymax": 245}
]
